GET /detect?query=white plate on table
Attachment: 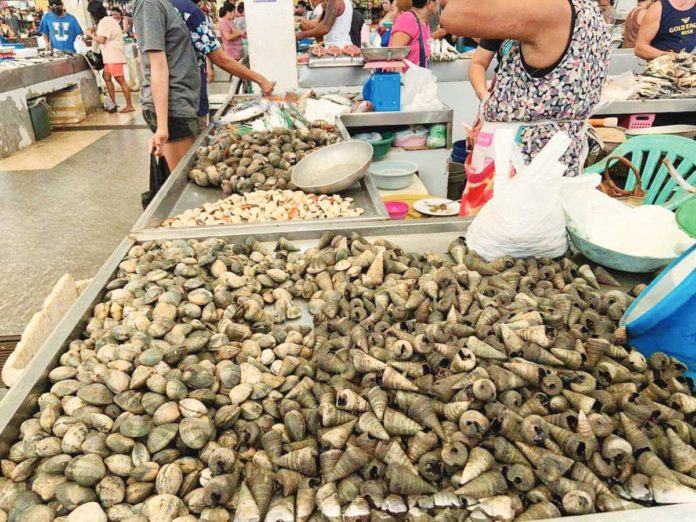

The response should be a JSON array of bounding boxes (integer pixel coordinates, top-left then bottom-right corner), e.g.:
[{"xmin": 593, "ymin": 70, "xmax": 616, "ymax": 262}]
[{"xmin": 413, "ymin": 198, "xmax": 460, "ymax": 216}]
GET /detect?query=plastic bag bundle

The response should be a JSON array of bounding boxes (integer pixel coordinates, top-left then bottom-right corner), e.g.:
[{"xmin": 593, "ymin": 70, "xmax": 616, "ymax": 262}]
[
  {"xmin": 467, "ymin": 132, "xmax": 571, "ymax": 260},
  {"xmin": 402, "ymin": 60, "xmax": 444, "ymax": 112}
]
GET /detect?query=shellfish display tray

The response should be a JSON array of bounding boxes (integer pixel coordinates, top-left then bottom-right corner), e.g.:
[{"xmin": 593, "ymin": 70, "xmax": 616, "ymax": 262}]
[
  {"xmin": 3, "ymin": 220, "xmax": 693, "ymax": 522},
  {"xmin": 132, "ymin": 98, "xmax": 389, "ymax": 234}
]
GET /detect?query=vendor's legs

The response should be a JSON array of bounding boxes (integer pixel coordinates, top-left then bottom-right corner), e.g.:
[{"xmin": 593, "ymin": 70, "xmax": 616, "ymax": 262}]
[
  {"xmin": 114, "ymin": 77, "xmax": 134, "ymax": 113},
  {"xmin": 143, "ymin": 109, "xmax": 199, "ymax": 170},
  {"xmin": 163, "ymin": 137, "xmax": 195, "ymax": 171},
  {"xmin": 102, "ymin": 69, "xmax": 117, "ymax": 108}
]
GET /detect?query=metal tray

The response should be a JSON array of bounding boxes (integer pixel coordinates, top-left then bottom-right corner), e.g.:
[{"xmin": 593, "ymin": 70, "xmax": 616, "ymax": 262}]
[
  {"xmin": 308, "ymin": 55, "xmax": 364, "ymax": 68},
  {"xmin": 4, "ymin": 220, "xmax": 692, "ymax": 520},
  {"xmin": 361, "ymin": 46, "xmax": 410, "ymax": 62},
  {"xmin": 131, "ymin": 96, "xmax": 390, "ymax": 233}
]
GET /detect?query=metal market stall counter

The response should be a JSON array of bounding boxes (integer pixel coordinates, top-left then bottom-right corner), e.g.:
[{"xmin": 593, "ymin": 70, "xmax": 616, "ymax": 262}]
[
  {"xmin": 131, "ymin": 94, "xmax": 390, "ymax": 235},
  {"xmin": 0, "ymin": 54, "xmax": 100, "ymax": 158},
  {"xmin": 2, "ymin": 216, "xmax": 695, "ymax": 522}
]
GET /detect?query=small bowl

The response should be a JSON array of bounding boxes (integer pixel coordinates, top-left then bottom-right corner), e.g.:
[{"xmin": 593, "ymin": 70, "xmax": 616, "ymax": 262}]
[
  {"xmin": 369, "ymin": 160, "xmax": 417, "ymax": 190},
  {"xmin": 385, "ymin": 201, "xmax": 409, "ymax": 220}
]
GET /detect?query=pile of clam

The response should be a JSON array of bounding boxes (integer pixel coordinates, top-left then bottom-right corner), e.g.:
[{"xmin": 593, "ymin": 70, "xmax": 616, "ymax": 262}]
[
  {"xmin": 189, "ymin": 126, "xmax": 339, "ymax": 195},
  {"xmin": 161, "ymin": 190, "xmax": 364, "ymax": 228},
  {"xmin": 4, "ymin": 233, "xmax": 696, "ymax": 522}
]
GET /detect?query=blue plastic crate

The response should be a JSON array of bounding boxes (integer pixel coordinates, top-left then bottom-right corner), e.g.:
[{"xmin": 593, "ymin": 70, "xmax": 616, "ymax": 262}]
[{"xmin": 363, "ymin": 72, "xmax": 401, "ymax": 112}]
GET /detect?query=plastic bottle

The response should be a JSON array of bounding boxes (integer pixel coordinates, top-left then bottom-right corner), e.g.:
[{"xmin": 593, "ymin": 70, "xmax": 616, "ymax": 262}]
[
  {"xmin": 361, "ymin": 23, "xmax": 369, "ymax": 46},
  {"xmin": 370, "ymin": 28, "xmax": 381, "ymax": 48}
]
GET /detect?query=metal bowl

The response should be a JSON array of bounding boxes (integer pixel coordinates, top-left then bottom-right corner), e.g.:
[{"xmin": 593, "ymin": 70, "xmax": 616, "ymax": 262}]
[
  {"xmin": 361, "ymin": 46, "xmax": 410, "ymax": 62},
  {"xmin": 292, "ymin": 141, "xmax": 374, "ymax": 194},
  {"xmin": 568, "ymin": 226, "xmax": 676, "ymax": 273}
]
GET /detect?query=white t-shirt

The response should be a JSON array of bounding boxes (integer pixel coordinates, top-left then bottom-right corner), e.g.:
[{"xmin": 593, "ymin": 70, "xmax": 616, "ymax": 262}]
[{"xmin": 311, "ymin": 4, "xmax": 323, "ymax": 20}]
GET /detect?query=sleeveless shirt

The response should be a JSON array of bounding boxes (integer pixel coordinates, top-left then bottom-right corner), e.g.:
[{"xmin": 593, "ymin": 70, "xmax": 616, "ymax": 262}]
[
  {"xmin": 481, "ymin": 0, "xmax": 612, "ymax": 176},
  {"xmin": 324, "ymin": 0, "xmax": 353, "ymax": 47},
  {"xmin": 652, "ymin": 0, "xmax": 696, "ymax": 52}
]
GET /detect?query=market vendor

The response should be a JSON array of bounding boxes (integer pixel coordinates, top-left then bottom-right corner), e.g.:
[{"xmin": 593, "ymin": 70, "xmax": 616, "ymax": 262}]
[
  {"xmin": 38, "ymin": 0, "xmax": 83, "ymax": 53},
  {"xmin": 0, "ymin": 17, "xmax": 16, "ymax": 39},
  {"xmin": 295, "ymin": 0, "xmax": 354, "ymax": 47},
  {"xmin": 441, "ymin": 0, "xmax": 611, "ymax": 177},
  {"xmin": 623, "ymin": 0, "xmax": 653, "ymax": 48},
  {"xmin": 635, "ymin": 0, "xmax": 696, "ymax": 58},
  {"xmin": 389, "ymin": 0, "xmax": 438, "ymax": 67},
  {"xmin": 171, "ymin": 0, "xmax": 274, "ymax": 121}
]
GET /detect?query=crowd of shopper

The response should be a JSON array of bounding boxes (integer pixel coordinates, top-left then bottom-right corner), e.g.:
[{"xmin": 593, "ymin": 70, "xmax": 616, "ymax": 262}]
[{"xmin": 14, "ymin": 0, "xmax": 695, "ymax": 177}]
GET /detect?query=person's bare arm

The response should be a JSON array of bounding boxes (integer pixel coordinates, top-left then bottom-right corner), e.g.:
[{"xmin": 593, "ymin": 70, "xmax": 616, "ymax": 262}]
[
  {"xmin": 441, "ymin": 0, "xmax": 567, "ymax": 41},
  {"xmin": 297, "ymin": 0, "xmax": 338, "ymax": 40},
  {"xmin": 208, "ymin": 48, "xmax": 275, "ymax": 96},
  {"xmin": 432, "ymin": 27, "xmax": 447, "ymax": 40},
  {"xmin": 389, "ymin": 31, "xmax": 411, "ymax": 47},
  {"xmin": 148, "ymin": 50, "xmax": 169, "ymax": 156},
  {"xmin": 43, "ymin": 33, "xmax": 51, "ymax": 50},
  {"xmin": 635, "ymin": 2, "xmax": 671, "ymax": 59},
  {"xmin": 441, "ymin": 0, "xmax": 571, "ymax": 68},
  {"xmin": 300, "ymin": 18, "xmax": 318, "ymax": 30},
  {"xmin": 221, "ymin": 22, "xmax": 244, "ymax": 41},
  {"xmin": 470, "ymin": 46, "xmax": 495, "ymax": 100}
]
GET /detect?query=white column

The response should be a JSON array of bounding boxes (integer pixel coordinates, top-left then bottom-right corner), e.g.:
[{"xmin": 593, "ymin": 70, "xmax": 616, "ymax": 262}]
[{"xmin": 245, "ymin": 0, "xmax": 299, "ymax": 91}]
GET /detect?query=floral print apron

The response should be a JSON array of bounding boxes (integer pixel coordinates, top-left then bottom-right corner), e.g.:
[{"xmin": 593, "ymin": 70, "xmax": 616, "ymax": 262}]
[{"xmin": 481, "ymin": 0, "xmax": 612, "ymax": 177}]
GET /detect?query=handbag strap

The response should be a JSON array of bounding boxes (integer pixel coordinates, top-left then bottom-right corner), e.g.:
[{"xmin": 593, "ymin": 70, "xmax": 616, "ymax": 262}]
[
  {"xmin": 409, "ymin": 10, "xmax": 427, "ymax": 68},
  {"xmin": 602, "ymin": 154, "xmax": 645, "ymax": 198}
]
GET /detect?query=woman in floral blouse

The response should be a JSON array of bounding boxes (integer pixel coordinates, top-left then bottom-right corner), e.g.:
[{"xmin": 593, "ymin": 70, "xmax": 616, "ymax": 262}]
[{"xmin": 442, "ymin": 0, "xmax": 611, "ymax": 176}]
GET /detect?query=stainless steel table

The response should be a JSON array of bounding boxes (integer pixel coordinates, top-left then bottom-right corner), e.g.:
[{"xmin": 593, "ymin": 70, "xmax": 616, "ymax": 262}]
[
  {"xmin": 131, "ymin": 92, "xmax": 389, "ymax": 234},
  {"xmin": 596, "ymin": 97, "xmax": 696, "ymax": 115},
  {"xmin": 3, "ymin": 218, "xmax": 694, "ymax": 522}
]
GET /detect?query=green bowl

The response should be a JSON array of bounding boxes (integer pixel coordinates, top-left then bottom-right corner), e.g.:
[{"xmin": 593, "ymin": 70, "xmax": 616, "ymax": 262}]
[
  {"xmin": 676, "ymin": 197, "xmax": 696, "ymax": 239},
  {"xmin": 365, "ymin": 132, "xmax": 395, "ymax": 160}
]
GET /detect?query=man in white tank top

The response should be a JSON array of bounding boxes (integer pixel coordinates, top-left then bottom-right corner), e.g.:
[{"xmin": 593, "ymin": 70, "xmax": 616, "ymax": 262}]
[{"xmin": 296, "ymin": 0, "xmax": 353, "ymax": 47}]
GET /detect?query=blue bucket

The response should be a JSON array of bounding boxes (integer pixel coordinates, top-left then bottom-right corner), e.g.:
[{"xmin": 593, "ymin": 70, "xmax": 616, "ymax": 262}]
[
  {"xmin": 622, "ymin": 244, "xmax": 696, "ymax": 376},
  {"xmin": 452, "ymin": 139, "xmax": 468, "ymax": 163}
]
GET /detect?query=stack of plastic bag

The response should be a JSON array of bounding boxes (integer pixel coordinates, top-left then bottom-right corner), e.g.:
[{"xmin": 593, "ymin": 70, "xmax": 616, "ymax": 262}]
[{"xmin": 467, "ymin": 133, "xmax": 571, "ymax": 260}]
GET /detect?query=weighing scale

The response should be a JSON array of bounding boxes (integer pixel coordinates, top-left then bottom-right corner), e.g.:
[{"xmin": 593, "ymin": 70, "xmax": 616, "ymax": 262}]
[{"xmin": 360, "ymin": 47, "xmax": 410, "ymax": 112}]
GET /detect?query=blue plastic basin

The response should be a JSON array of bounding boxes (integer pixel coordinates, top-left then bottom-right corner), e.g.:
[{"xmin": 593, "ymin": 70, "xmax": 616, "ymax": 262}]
[{"xmin": 622, "ymin": 244, "xmax": 696, "ymax": 376}]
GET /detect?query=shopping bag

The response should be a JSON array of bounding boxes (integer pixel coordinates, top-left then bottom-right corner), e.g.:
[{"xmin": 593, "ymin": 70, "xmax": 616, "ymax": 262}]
[
  {"xmin": 85, "ymin": 50, "xmax": 104, "ymax": 71},
  {"xmin": 141, "ymin": 155, "xmax": 171, "ymax": 209},
  {"xmin": 466, "ymin": 132, "xmax": 572, "ymax": 260},
  {"xmin": 401, "ymin": 60, "xmax": 443, "ymax": 111},
  {"xmin": 598, "ymin": 154, "xmax": 645, "ymax": 206}
]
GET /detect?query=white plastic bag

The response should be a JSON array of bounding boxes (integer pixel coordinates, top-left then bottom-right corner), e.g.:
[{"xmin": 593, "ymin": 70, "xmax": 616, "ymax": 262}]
[
  {"xmin": 401, "ymin": 60, "xmax": 444, "ymax": 112},
  {"xmin": 597, "ymin": 71, "xmax": 641, "ymax": 109},
  {"xmin": 466, "ymin": 132, "xmax": 572, "ymax": 260},
  {"xmin": 74, "ymin": 37, "xmax": 89, "ymax": 55}
]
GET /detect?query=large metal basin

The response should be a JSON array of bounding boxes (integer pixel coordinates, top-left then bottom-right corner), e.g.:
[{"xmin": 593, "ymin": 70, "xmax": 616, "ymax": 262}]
[{"xmin": 292, "ymin": 141, "xmax": 374, "ymax": 194}]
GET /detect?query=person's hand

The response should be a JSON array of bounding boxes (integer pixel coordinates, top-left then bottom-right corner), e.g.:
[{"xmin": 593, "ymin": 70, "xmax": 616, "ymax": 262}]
[
  {"xmin": 432, "ymin": 27, "xmax": 447, "ymax": 40},
  {"xmin": 149, "ymin": 127, "xmax": 168, "ymax": 157},
  {"xmin": 207, "ymin": 71, "xmax": 214, "ymax": 83},
  {"xmin": 260, "ymin": 79, "xmax": 276, "ymax": 97},
  {"xmin": 467, "ymin": 119, "xmax": 482, "ymax": 150},
  {"xmin": 295, "ymin": 31, "xmax": 304, "ymax": 41}
]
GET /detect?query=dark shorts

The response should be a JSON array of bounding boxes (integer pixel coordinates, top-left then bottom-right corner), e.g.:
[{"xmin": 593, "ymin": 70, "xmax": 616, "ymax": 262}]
[{"xmin": 142, "ymin": 109, "xmax": 200, "ymax": 143}]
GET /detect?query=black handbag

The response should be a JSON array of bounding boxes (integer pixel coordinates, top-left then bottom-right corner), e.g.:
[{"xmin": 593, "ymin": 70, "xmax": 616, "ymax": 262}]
[
  {"xmin": 141, "ymin": 155, "xmax": 171, "ymax": 209},
  {"xmin": 86, "ymin": 50, "xmax": 104, "ymax": 70}
]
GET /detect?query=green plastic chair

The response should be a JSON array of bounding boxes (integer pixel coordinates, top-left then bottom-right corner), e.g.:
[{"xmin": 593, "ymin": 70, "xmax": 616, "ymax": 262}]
[{"xmin": 585, "ymin": 135, "xmax": 696, "ymax": 210}]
